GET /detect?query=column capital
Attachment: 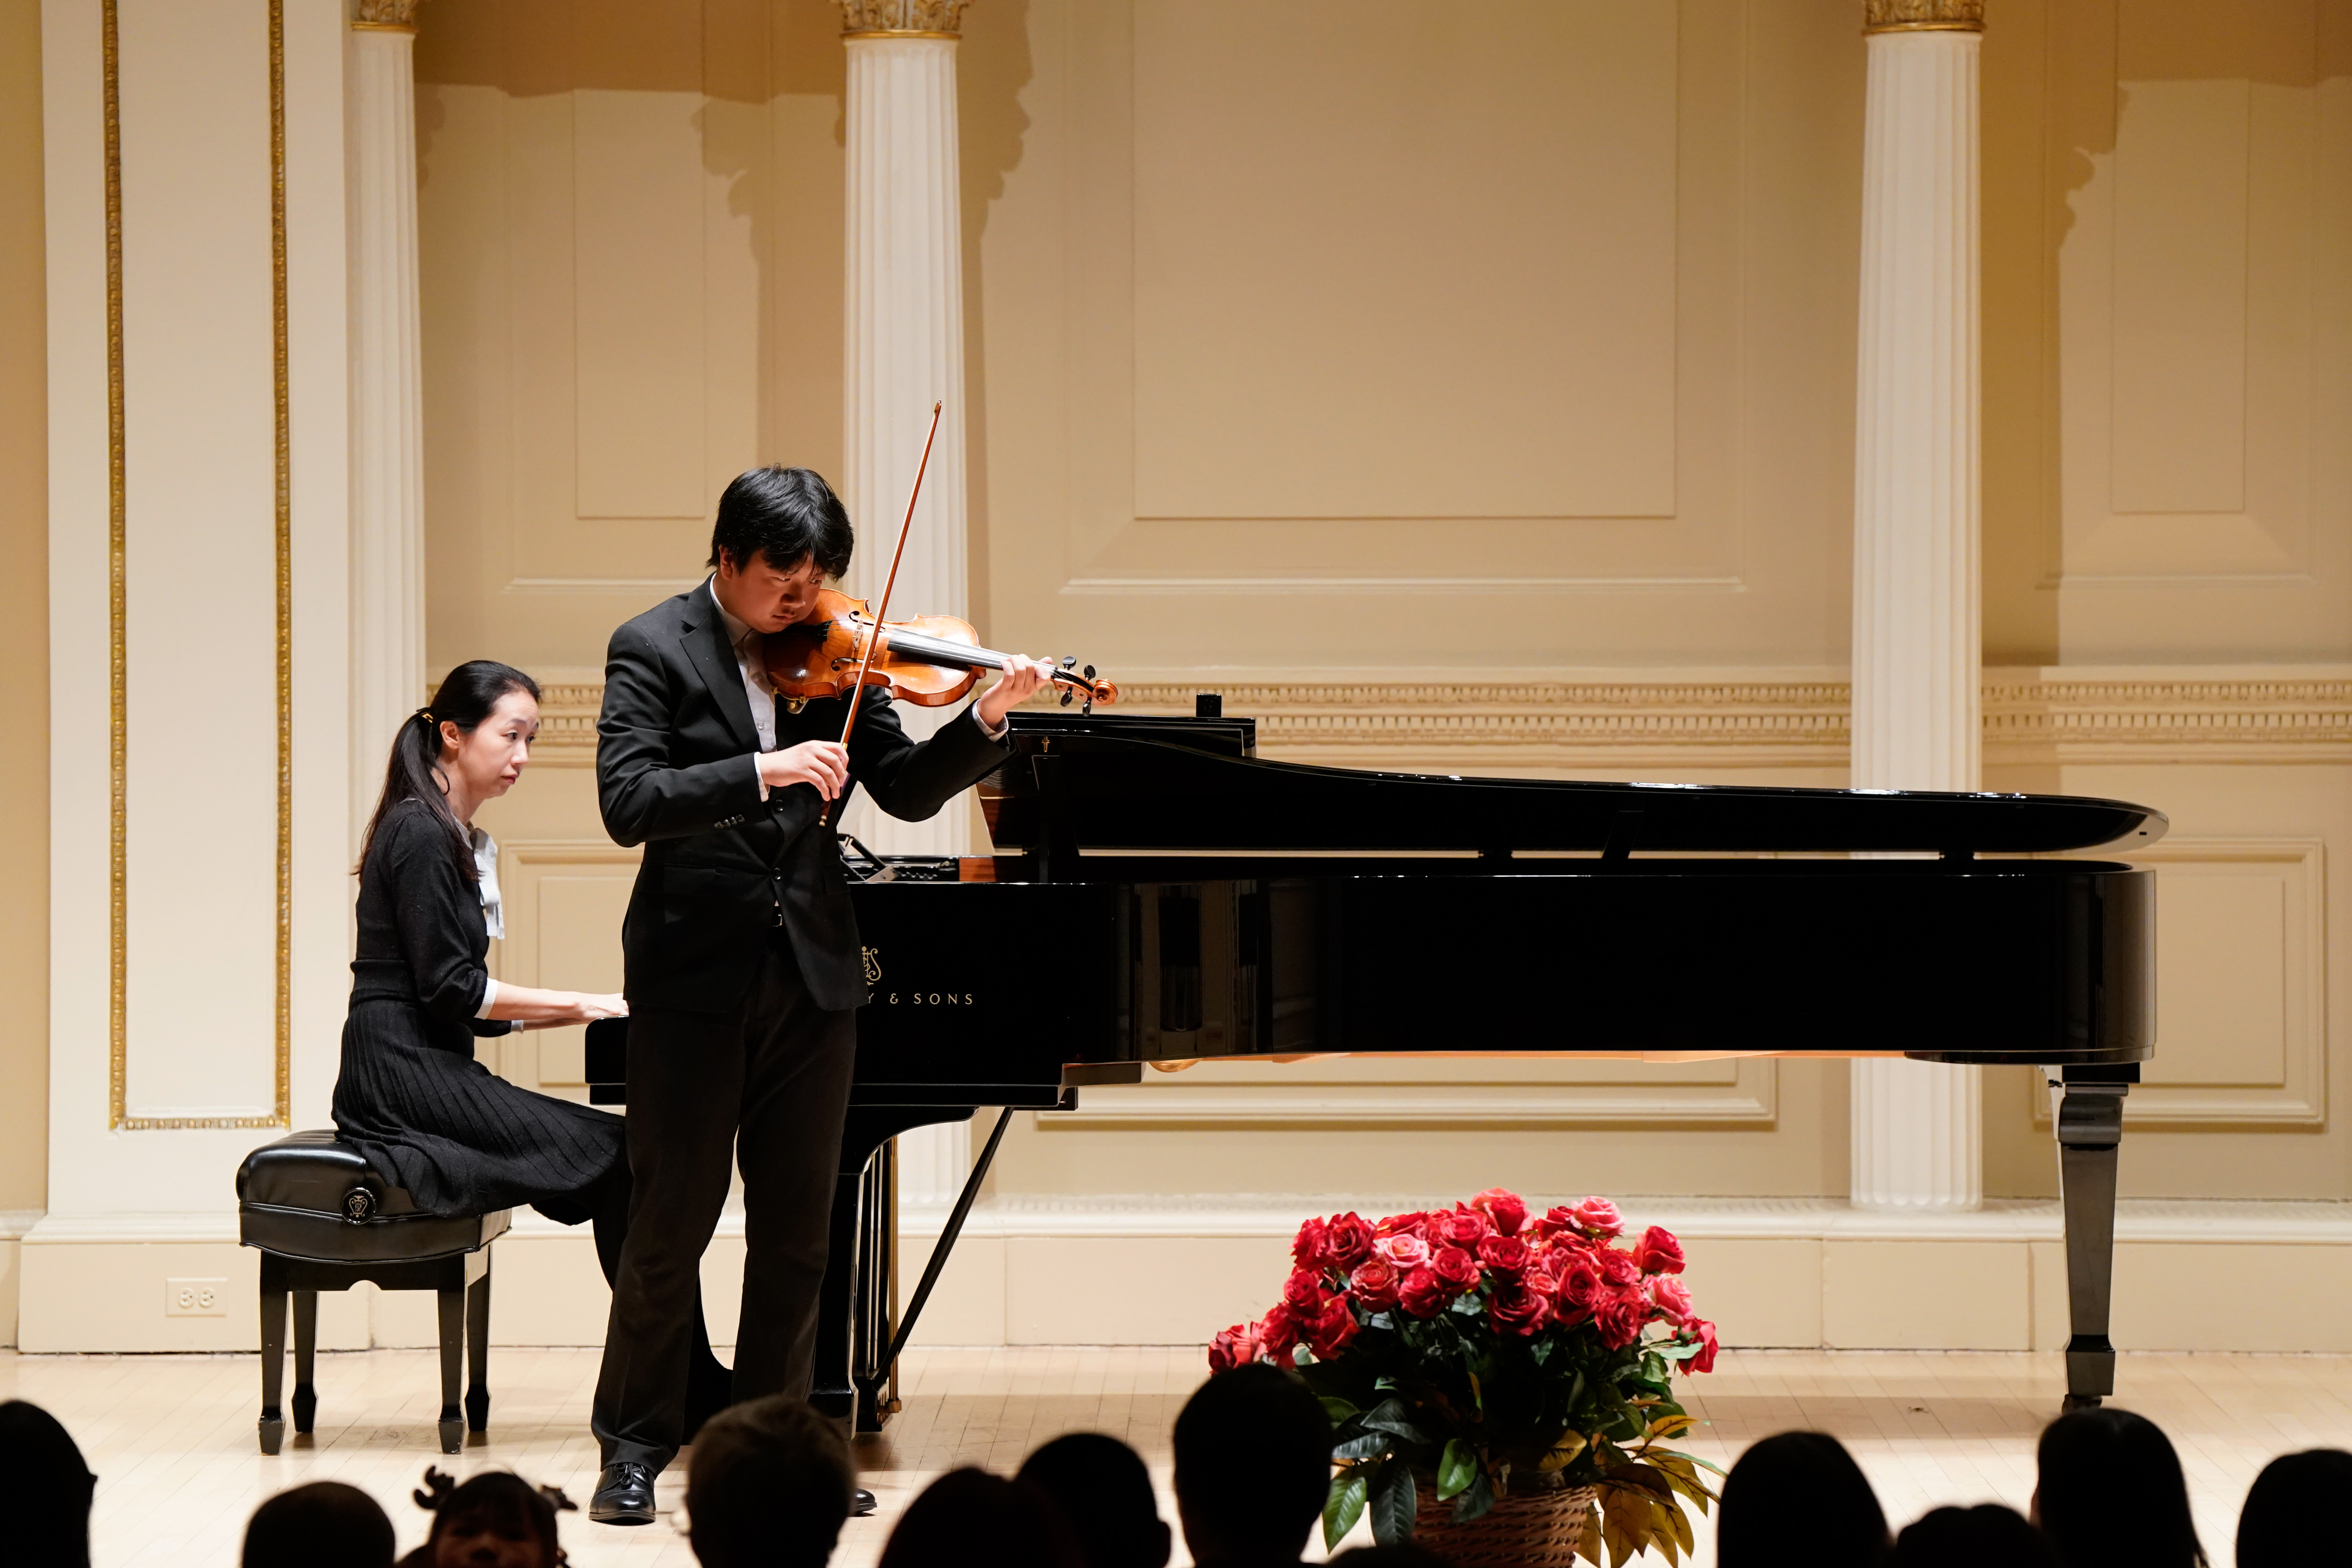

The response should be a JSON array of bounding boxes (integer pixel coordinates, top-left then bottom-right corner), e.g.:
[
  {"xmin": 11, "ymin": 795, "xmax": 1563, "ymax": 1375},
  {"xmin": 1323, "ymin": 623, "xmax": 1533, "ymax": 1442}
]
[
  {"xmin": 838, "ymin": 0, "xmax": 968, "ymax": 41},
  {"xmin": 1863, "ymin": 0, "xmax": 1982, "ymax": 34},
  {"xmin": 351, "ymin": 0, "xmax": 421, "ymax": 35}
]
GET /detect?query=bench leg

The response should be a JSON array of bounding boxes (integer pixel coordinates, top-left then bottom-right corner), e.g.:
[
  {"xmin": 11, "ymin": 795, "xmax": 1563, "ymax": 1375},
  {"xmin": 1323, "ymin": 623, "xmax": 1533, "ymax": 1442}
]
[
  {"xmin": 464, "ymin": 1263, "xmax": 491, "ymax": 1434},
  {"xmin": 291, "ymin": 1290, "xmax": 318, "ymax": 1436},
  {"xmin": 437, "ymin": 1283, "xmax": 465, "ymax": 1455},
  {"xmin": 2054, "ymin": 1069, "xmax": 2131, "ymax": 1411},
  {"xmin": 258, "ymin": 1254, "xmax": 288, "ymax": 1455}
]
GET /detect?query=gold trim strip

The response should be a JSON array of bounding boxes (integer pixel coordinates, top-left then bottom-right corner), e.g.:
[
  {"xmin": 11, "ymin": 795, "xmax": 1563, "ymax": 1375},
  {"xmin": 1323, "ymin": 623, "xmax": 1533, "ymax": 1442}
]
[
  {"xmin": 103, "ymin": 0, "xmax": 126, "ymax": 1129},
  {"xmin": 107, "ymin": 0, "xmax": 294, "ymax": 1131},
  {"xmin": 1863, "ymin": 20, "xmax": 1984, "ymax": 32},
  {"xmin": 349, "ymin": 21, "xmax": 416, "ymax": 33},
  {"xmin": 840, "ymin": 29, "xmax": 961, "ymax": 40}
]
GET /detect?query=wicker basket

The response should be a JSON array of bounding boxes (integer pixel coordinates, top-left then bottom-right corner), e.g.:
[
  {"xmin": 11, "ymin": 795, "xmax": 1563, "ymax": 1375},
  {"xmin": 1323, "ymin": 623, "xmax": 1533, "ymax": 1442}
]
[{"xmin": 1412, "ymin": 1472, "xmax": 1598, "ymax": 1568}]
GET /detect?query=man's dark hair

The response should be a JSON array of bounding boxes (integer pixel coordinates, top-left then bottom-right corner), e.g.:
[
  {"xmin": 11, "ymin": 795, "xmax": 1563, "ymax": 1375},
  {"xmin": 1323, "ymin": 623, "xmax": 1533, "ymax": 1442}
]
[
  {"xmin": 2237, "ymin": 1448, "xmax": 2352, "ymax": 1565},
  {"xmin": 1018, "ymin": 1432, "xmax": 1172, "ymax": 1568},
  {"xmin": 1718, "ymin": 1431, "xmax": 1888, "ymax": 1568},
  {"xmin": 2036, "ymin": 1408, "xmax": 2206, "ymax": 1568},
  {"xmin": 0, "ymin": 1400, "xmax": 97, "ymax": 1568},
  {"xmin": 1171, "ymin": 1365, "xmax": 1331, "ymax": 1565},
  {"xmin": 243, "ymin": 1480, "xmax": 395, "ymax": 1568},
  {"xmin": 877, "ymin": 1469, "xmax": 1082, "ymax": 1568},
  {"xmin": 686, "ymin": 1395, "xmax": 855, "ymax": 1568},
  {"xmin": 708, "ymin": 467, "xmax": 854, "ymax": 581}
]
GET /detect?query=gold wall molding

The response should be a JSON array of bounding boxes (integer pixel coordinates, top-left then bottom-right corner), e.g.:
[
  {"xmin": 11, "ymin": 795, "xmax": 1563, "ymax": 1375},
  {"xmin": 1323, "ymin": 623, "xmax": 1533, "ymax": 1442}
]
[
  {"xmin": 837, "ymin": 0, "xmax": 966, "ymax": 40},
  {"xmin": 351, "ymin": 0, "xmax": 421, "ymax": 33},
  {"xmin": 513, "ymin": 668, "xmax": 2352, "ymax": 769},
  {"xmin": 1863, "ymin": 0, "xmax": 1983, "ymax": 33},
  {"xmin": 104, "ymin": 0, "xmax": 293, "ymax": 1130}
]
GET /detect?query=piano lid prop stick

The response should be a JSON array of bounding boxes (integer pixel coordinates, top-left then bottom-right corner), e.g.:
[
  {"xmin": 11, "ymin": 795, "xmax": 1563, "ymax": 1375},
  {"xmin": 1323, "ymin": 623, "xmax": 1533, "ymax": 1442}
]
[{"xmin": 823, "ymin": 400, "xmax": 943, "ymax": 824}]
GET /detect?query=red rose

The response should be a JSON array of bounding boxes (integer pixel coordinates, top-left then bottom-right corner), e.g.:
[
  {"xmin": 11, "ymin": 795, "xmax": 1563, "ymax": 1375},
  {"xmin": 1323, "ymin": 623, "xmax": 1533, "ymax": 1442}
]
[
  {"xmin": 1258, "ymin": 1305, "xmax": 1301, "ymax": 1368},
  {"xmin": 1374, "ymin": 1234, "xmax": 1431, "ymax": 1271},
  {"xmin": 1375, "ymin": 1210, "xmax": 1429, "ymax": 1237},
  {"xmin": 1534, "ymin": 1205, "xmax": 1579, "ymax": 1240},
  {"xmin": 1324, "ymin": 1211, "xmax": 1376, "ymax": 1270},
  {"xmin": 1430, "ymin": 1246, "xmax": 1480, "ymax": 1296},
  {"xmin": 1397, "ymin": 1266, "xmax": 1449, "ymax": 1320},
  {"xmin": 1568, "ymin": 1197, "xmax": 1625, "ymax": 1238},
  {"xmin": 1282, "ymin": 1267, "xmax": 1328, "ymax": 1315},
  {"xmin": 1470, "ymin": 1188, "xmax": 1530, "ymax": 1237},
  {"xmin": 1685, "ymin": 1318, "xmax": 1720, "ymax": 1375},
  {"xmin": 1208, "ymin": 1320, "xmax": 1263, "ymax": 1371},
  {"xmin": 1633, "ymin": 1226, "xmax": 1686, "ymax": 1276},
  {"xmin": 1305, "ymin": 1293, "xmax": 1360, "ymax": 1359},
  {"xmin": 1594, "ymin": 1247, "xmax": 1641, "ymax": 1288},
  {"xmin": 1292, "ymin": 1216, "xmax": 1330, "ymax": 1271},
  {"xmin": 1593, "ymin": 1286, "xmax": 1648, "ymax": 1350},
  {"xmin": 1477, "ymin": 1234, "xmax": 1534, "ymax": 1279},
  {"xmin": 1428, "ymin": 1208, "xmax": 1494, "ymax": 1250},
  {"xmin": 1555, "ymin": 1258, "xmax": 1605, "ymax": 1319},
  {"xmin": 1489, "ymin": 1284, "xmax": 1552, "ymax": 1337},
  {"xmin": 1648, "ymin": 1276, "xmax": 1694, "ymax": 1327},
  {"xmin": 1349, "ymin": 1257, "xmax": 1402, "ymax": 1310},
  {"xmin": 1523, "ymin": 1257, "xmax": 1563, "ymax": 1302}
]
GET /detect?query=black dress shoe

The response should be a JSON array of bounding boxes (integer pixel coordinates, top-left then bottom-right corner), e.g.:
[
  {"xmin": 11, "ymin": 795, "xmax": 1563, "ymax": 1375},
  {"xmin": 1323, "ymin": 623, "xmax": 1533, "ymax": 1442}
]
[
  {"xmin": 853, "ymin": 1487, "xmax": 876, "ymax": 1517},
  {"xmin": 590, "ymin": 1462, "xmax": 658, "ymax": 1526}
]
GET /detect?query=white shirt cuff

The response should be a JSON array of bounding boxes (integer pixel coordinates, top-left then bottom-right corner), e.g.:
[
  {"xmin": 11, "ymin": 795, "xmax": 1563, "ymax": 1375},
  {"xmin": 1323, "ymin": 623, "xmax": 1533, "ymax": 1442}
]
[
  {"xmin": 475, "ymin": 977, "xmax": 500, "ymax": 1020},
  {"xmin": 973, "ymin": 705, "xmax": 1010, "ymax": 742}
]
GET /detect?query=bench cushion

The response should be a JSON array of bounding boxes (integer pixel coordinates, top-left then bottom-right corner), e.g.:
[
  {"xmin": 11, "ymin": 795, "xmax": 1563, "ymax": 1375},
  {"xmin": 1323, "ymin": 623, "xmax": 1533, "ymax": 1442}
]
[{"xmin": 238, "ymin": 1130, "xmax": 509, "ymax": 1263}]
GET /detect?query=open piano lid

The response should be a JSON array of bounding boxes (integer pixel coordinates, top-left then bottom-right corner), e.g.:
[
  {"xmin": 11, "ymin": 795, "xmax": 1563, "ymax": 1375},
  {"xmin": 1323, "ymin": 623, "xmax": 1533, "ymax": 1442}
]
[{"xmin": 985, "ymin": 710, "xmax": 2166, "ymax": 857}]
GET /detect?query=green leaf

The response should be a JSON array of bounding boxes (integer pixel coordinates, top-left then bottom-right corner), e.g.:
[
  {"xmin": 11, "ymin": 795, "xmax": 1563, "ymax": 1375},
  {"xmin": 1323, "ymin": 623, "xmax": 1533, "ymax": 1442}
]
[
  {"xmin": 1320, "ymin": 1396, "xmax": 1363, "ymax": 1425},
  {"xmin": 1357, "ymin": 1397, "xmax": 1433, "ymax": 1449},
  {"xmin": 1436, "ymin": 1438, "xmax": 1477, "ymax": 1501},
  {"xmin": 1333, "ymin": 1430, "xmax": 1392, "ymax": 1462},
  {"xmin": 1323, "ymin": 1470, "xmax": 1369, "ymax": 1550},
  {"xmin": 1369, "ymin": 1456, "xmax": 1419, "ymax": 1544},
  {"xmin": 1451, "ymin": 1457, "xmax": 1497, "ymax": 1524}
]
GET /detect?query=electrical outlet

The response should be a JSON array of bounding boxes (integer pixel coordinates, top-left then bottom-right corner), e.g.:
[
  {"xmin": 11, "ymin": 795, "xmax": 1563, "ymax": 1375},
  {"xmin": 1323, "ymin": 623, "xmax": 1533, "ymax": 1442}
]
[{"xmin": 166, "ymin": 1277, "xmax": 227, "ymax": 1317}]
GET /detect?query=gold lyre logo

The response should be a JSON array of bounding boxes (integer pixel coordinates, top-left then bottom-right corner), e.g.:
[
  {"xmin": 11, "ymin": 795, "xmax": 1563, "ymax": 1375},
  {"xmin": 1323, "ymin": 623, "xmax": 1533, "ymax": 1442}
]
[{"xmin": 861, "ymin": 946, "xmax": 882, "ymax": 986}]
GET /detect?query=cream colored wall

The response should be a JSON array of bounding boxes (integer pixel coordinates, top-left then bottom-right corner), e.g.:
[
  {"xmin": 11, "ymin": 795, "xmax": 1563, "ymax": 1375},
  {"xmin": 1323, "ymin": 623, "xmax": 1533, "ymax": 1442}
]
[{"xmin": 414, "ymin": 0, "xmax": 2352, "ymax": 1230}]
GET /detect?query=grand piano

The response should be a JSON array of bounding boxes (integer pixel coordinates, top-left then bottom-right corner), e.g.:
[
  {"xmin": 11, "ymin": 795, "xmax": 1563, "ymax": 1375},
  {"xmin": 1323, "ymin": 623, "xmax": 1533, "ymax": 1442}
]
[{"xmin": 588, "ymin": 700, "xmax": 2162, "ymax": 1427}]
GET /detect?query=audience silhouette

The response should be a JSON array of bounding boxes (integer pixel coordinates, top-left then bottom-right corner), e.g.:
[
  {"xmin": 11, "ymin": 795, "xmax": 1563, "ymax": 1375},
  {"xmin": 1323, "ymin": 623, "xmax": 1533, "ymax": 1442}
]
[
  {"xmin": 2033, "ymin": 1407, "xmax": 2207, "ymax": 1568},
  {"xmin": 1171, "ymin": 1364, "xmax": 1334, "ymax": 1568},
  {"xmin": 244, "ymin": 1480, "xmax": 396, "ymax": 1568},
  {"xmin": 1327, "ymin": 1544, "xmax": 1452, "ymax": 1567},
  {"xmin": 1890, "ymin": 1503, "xmax": 2061, "ymax": 1568},
  {"xmin": 2236, "ymin": 1448, "xmax": 2352, "ymax": 1566},
  {"xmin": 0, "ymin": 1400, "xmax": 96, "ymax": 1568},
  {"xmin": 687, "ymin": 1395, "xmax": 858, "ymax": 1568},
  {"xmin": 1716, "ymin": 1430, "xmax": 1890, "ymax": 1568},
  {"xmin": 397, "ymin": 1466, "xmax": 572, "ymax": 1568},
  {"xmin": 876, "ymin": 1467, "xmax": 1082, "ymax": 1568},
  {"xmin": 1017, "ymin": 1432, "xmax": 1173, "ymax": 1568}
]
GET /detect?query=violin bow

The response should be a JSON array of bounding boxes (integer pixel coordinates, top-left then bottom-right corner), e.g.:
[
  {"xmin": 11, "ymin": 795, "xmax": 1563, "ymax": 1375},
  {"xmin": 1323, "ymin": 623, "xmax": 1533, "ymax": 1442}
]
[{"xmin": 823, "ymin": 400, "xmax": 943, "ymax": 820}]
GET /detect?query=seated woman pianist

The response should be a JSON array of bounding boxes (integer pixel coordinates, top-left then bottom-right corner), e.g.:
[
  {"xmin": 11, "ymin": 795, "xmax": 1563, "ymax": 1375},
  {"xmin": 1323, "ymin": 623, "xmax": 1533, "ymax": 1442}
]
[{"xmin": 330, "ymin": 659, "xmax": 732, "ymax": 1430}]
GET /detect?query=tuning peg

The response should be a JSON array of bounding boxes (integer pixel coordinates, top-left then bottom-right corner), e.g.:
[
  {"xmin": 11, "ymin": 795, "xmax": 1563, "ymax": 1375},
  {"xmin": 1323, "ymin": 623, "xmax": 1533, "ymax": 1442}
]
[
  {"xmin": 1061, "ymin": 655, "xmax": 1077, "ymax": 670},
  {"xmin": 1059, "ymin": 690, "xmax": 1073, "ymax": 707},
  {"xmin": 1083, "ymin": 664, "xmax": 1096, "ymax": 679}
]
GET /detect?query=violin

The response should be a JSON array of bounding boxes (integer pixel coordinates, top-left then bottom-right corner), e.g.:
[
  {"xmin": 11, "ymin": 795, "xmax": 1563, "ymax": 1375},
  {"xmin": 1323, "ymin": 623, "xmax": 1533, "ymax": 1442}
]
[{"xmin": 763, "ymin": 587, "xmax": 1119, "ymax": 715}]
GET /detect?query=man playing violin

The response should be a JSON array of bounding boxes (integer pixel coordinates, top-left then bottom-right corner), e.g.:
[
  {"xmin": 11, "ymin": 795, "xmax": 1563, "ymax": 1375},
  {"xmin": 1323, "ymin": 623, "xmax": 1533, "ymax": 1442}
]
[{"xmin": 588, "ymin": 466, "xmax": 1052, "ymax": 1523}]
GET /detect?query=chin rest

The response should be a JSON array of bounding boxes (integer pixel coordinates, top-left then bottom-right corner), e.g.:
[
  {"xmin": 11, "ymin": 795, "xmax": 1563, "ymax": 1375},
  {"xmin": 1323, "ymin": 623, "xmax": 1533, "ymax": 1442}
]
[{"xmin": 237, "ymin": 1129, "xmax": 508, "ymax": 1457}]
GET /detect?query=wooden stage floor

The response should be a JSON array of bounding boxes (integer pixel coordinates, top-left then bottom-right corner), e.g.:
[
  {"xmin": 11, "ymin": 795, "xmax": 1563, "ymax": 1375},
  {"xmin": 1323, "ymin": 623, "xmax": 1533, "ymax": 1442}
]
[{"xmin": 7, "ymin": 1345, "xmax": 2347, "ymax": 1566}]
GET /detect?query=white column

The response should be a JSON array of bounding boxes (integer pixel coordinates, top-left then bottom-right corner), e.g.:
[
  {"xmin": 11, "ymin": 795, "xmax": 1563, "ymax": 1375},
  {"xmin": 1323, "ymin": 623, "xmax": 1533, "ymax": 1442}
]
[
  {"xmin": 345, "ymin": 0, "xmax": 425, "ymax": 842},
  {"xmin": 1848, "ymin": 0, "xmax": 1984, "ymax": 1213},
  {"xmin": 838, "ymin": 1, "xmax": 976, "ymax": 1200},
  {"xmin": 837, "ymin": 0, "xmax": 972, "ymax": 868}
]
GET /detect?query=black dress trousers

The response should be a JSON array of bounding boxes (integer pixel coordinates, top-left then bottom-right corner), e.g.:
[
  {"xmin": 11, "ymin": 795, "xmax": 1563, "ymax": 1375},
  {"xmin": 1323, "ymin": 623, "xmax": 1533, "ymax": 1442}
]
[{"xmin": 590, "ymin": 938, "xmax": 857, "ymax": 1470}]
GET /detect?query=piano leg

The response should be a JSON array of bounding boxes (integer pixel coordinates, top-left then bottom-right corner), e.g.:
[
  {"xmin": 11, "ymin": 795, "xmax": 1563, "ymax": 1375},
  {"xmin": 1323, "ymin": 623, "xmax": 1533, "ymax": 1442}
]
[
  {"xmin": 811, "ymin": 1107, "xmax": 977, "ymax": 1430},
  {"xmin": 2052, "ymin": 1066, "xmax": 2134, "ymax": 1411}
]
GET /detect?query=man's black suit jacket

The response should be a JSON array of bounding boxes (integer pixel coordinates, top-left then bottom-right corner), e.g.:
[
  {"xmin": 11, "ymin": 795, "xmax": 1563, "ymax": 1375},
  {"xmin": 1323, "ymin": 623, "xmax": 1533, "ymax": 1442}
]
[{"xmin": 597, "ymin": 582, "xmax": 1009, "ymax": 1014}]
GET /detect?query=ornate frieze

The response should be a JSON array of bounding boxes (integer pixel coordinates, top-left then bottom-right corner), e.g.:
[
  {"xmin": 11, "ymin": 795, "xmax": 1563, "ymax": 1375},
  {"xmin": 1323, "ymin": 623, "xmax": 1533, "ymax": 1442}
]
[
  {"xmin": 352, "ymin": 0, "xmax": 421, "ymax": 32},
  {"xmin": 837, "ymin": 0, "xmax": 968, "ymax": 39},
  {"xmin": 1863, "ymin": 0, "xmax": 1983, "ymax": 32}
]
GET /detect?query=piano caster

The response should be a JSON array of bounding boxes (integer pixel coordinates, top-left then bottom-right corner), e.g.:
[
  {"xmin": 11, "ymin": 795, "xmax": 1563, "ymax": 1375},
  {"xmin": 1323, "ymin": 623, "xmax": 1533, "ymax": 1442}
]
[
  {"xmin": 438, "ymin": 1416, "xmax": 464, "ymax": 1456},
  {"xmin": 258, "ymin": 1412, "xmax": 285, "ymax": 1457}
]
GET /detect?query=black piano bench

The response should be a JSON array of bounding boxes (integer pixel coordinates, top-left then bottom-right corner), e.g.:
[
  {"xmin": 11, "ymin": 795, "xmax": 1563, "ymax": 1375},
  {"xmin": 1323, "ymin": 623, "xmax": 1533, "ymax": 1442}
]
[{"xmin": 236, "ymin": 1130, "xmax": 510, "ymax": 1456}]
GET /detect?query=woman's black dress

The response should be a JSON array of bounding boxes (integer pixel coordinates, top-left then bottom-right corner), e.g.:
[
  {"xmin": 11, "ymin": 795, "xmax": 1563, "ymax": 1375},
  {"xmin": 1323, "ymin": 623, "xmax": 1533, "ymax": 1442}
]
[{"xmin": 332, "ymin": 799, "xmax": 620, "ymax": 1221}]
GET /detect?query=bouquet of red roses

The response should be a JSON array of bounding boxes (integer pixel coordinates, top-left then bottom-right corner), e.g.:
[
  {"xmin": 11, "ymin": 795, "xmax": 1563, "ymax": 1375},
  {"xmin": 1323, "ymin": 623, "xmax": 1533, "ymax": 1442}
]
[{"xmin": 1209, "ymin": 1190, "xmax": 1721, "ymax": 1565}]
